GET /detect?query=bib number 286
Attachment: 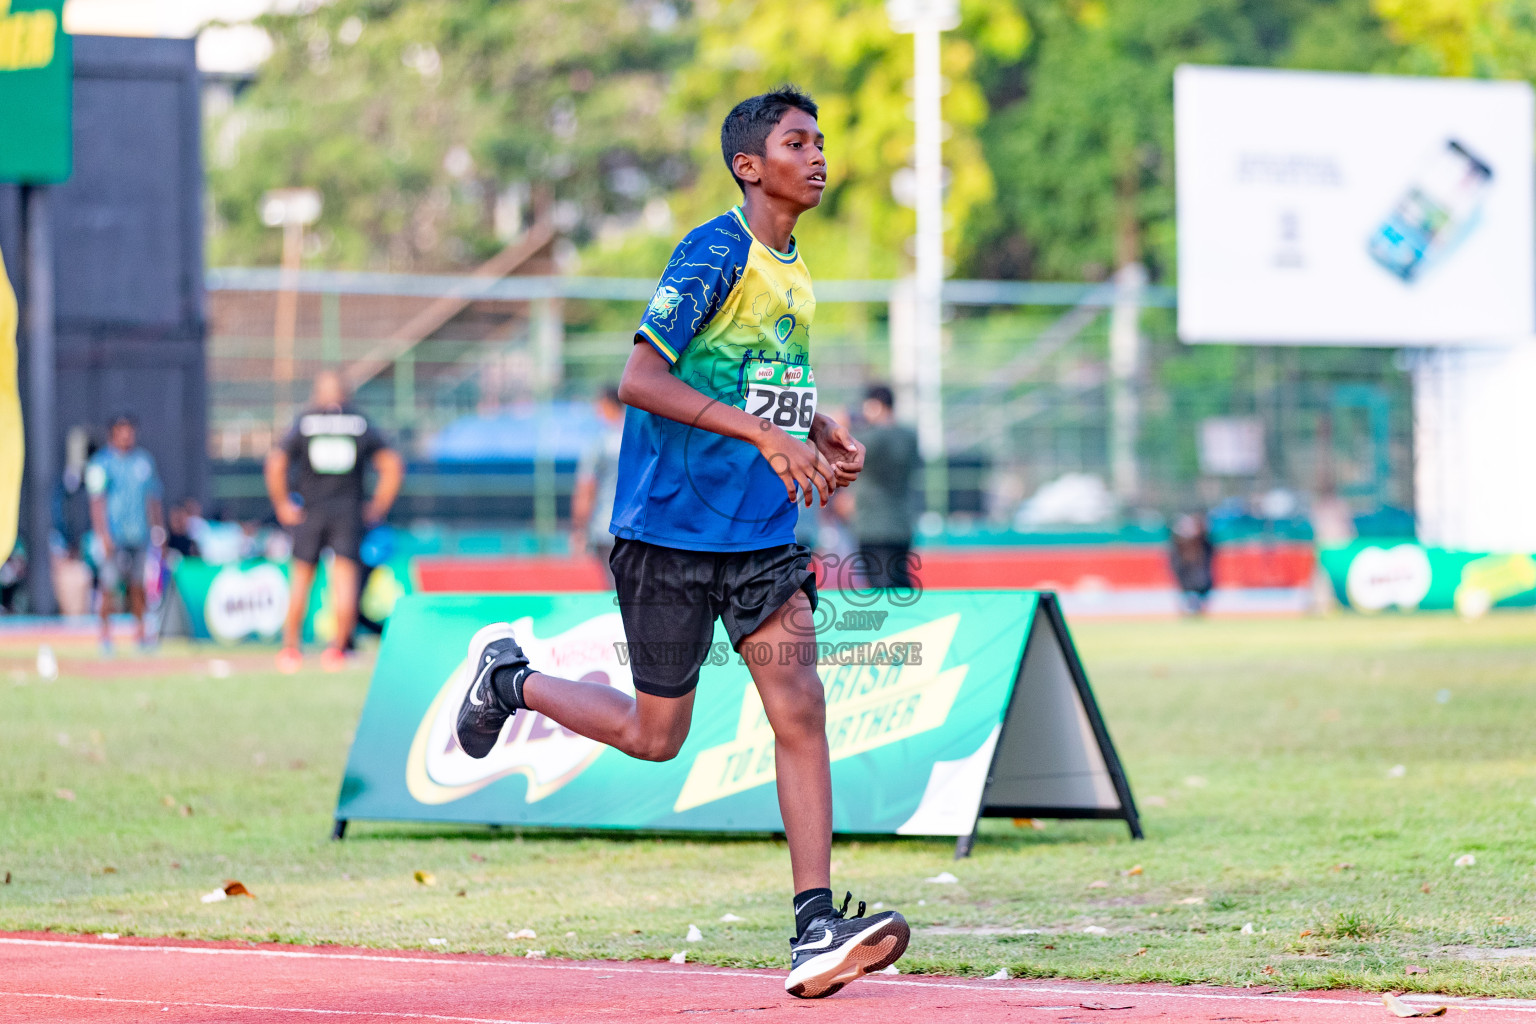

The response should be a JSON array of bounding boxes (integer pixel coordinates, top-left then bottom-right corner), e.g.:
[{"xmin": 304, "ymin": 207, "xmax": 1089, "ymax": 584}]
[{"xmin": 749, "ymin": 386, "xmax": 814, "ymax": 433}]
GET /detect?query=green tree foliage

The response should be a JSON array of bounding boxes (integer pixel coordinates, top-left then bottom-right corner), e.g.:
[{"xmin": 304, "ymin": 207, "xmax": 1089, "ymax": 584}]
[
  {"xmin": 968, "ymin": 0, "xmax": 1404, "ymax": 283},
  {"xmin": 207, "ymin": 0, "xmax": 691, "ymax": 270},
  {"xmin": 663, "ymin": 0, "xmax": 1030, "ymax": 279},
  {"xmin": 1374, "ymin": 0, "xmax": 1536, "ymax": 77}
]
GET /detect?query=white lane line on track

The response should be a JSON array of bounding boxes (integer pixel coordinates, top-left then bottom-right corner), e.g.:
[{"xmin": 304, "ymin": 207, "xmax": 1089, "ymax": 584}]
[
  {"xmin": 3, "ymin": 937, "xmax": 1532, "ymax": 1014},
  {"xmin": 0, "ymin": 992, "xmax": 551, "ymax": 1024}
]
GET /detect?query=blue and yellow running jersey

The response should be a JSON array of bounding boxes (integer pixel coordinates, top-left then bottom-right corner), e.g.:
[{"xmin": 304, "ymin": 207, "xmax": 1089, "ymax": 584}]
[{"xmin": 611, "ymin": 206, "xmax": 817, "ymax": 552}]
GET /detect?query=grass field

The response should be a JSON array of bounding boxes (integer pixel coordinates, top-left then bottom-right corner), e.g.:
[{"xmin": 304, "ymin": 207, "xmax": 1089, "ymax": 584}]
[{"xmin": 2, "ymin": 613, "xmax": 1535, "ymax": 997}]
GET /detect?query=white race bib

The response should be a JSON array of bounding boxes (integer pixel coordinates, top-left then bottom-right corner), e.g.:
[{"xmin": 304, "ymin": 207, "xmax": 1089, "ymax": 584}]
[
  {"xmin": 743, "ymin": 361, "xmax": 817, "ymax": 441},
  {"xmin": 308, "ymin": 436, "xmax": 358, "ymax": 474}
]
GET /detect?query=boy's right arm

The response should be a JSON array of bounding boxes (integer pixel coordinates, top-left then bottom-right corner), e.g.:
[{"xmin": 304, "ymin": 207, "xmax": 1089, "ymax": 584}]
[{"xmin": 618, "ymin": 342, "xmax": 835, "ymax": 507}]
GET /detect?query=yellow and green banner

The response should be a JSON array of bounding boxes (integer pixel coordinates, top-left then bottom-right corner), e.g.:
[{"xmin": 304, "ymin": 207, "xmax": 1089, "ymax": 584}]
[
  {"xmin": 0, "ymin": 0, "xmax": 70, "ymax": 183},
  {"xmin": 0, "ymin": 248, "xmax": 19, "ymax": 560},
  {"xmin": 1320, "ymin": 539, "xmax": 1536, "ymax": 617},
  {"xmin": 167, "ymin": 556, "xmax": 413, "ymax": 643},
  {"xmin": 334, "ymin": 591, "xmax": 1141, "ymax": 847}
]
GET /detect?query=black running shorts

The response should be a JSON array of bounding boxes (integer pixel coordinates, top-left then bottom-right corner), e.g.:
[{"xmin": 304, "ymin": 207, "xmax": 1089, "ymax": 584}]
[
  {"xmin": 290, "ymin": 502, "xmax": 364, "ymax": 564},
  {"xmin": 609, "ymin": 537, "xmax": 818, "ymax": 699}
]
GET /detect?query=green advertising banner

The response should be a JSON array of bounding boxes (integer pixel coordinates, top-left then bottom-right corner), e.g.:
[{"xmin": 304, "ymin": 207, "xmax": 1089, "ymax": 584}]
[
  {"xmin": 335, "ymin": 591, "xmax": 1140, "ymax": 847},
  {"xmin": 0, "ymin": 0, "xmax": 70, "ymax": 183},
  {"xmin": 1319, "ymin": 539, "xmax": 1536, "ymax": 616},
  {"xmin": 166, "ymin": 557, "xmax": 413, "ymax": 643}
]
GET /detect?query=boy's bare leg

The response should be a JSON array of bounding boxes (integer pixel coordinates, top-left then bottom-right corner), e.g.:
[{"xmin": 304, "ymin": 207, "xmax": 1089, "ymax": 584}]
[
  {"xmin": 522, "ymin": 674, "xmax": 696, "ymax": 763},
  {"xmin": 742, "ymin": 589, "xmax": 832, "ymax": 894},
  {"xmin": 328, "ymin": 556, "xmax": 360, "ymax": 650}
]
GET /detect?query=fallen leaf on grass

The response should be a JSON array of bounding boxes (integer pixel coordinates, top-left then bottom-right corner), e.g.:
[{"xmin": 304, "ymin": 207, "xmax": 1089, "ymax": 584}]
[
  {"xmin": 1130, "ymin": 948, "xmax": 1148, "ymax": 957},
  {"xmin": 54, "ymin": 788, "xmax": 75, "ymax": 802},
  {"xmin": 1086, "ymin": 880, "xmax": 1109, "ymax": 889},
  {"xmin": 1405, "ymin": 965, "xmax": 1428, "ymax": 975},
  {"xmin": 1421, "ymin": 884, "xmax": 1432, "ymax": 894},
  {"xmin": 1176, "ymin": 897, "xmax": 1204, "ymax": 905},
  {"xmin": 924, "ymin": 871, "xmax": 959, "ymax": 884},
  {"xmin": 469, "ymin": 854, "xmax": 485, "ymax": 863},
  {"xmin": 507, "ymin": 928, "xmax": 537, "ymax": 940},
  {"xmin": 1261, "ymin": 966, "xmax": 1277, "ymax": 976},
  {"xmin": 3, "ymin": 872, "xmax": 9, "ymax": 884},
  {"xmin": 1454, "ymin": 854, "xmax": 1476, "ymax": 868},
  {"xmin": 1121, "ymin": 865, "xmax": 1143, "ymax": 877},
  {"xmin": 161, "ymin": 796, "xmax": 176, "ymax": 807},
  {"xmin": 720, "ymin": 913, "xmax": 745, "ymax": 923},
  {"xmin": 986, "ymin": 968, "xmax": 1010, "ymax": 980},
  {"xmin": 414, "ymin": 870, "xmax": 436, "ymax": 886},
  {"xmin": 669, "ymin": 951, "xmax": 687, "ymax": 964},
  {"xmin": 524, "ymin": 950, "xmax": 545, "ymax": 959},
  {"xmin": 179, "ymin": 805, "xmax": 193, "ymax": 817},
  {"xmin": 1333, "ymin": 863, "xmax": 1354, "ymax": 872},
  {"xmin": 1382, "ymin": 993, "xmax": 1446, "ymax": 1017},
  {"xmin": 685, "ymin": 925, "xmax": 703, "ymax": 942},
  {"xmin": 455, "ymin": 890, "xmax": 466, "ymax": 897},
  {"xmin": 1300, "ymin": 930, "xmax": 1314, "ymax": 937},
  {"xmin": 222, "ymin": 881, "xmax": 253, "ymax": 898},
  {"xmin": 102, "ymin": 866, "xmax": 117, "ymax": 875},
  {"xmin": 1493, "ymin": 916, "xmax": 1513, "ymax": 923}
]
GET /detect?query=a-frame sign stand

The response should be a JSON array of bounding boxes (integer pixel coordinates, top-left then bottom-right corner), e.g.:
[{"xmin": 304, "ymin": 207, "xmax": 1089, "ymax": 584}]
[{"xmin": 955, "ymin": 593, "xmax": 1141, "ymax": 858}]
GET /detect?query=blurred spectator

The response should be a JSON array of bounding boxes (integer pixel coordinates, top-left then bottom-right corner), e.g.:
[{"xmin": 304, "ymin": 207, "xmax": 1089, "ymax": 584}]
[
  {"xmin": 266, "ymin": 371, "xmax": 403, "ymax": 673},
  {"xmin": 1170, "ymin": 512, "xmax": 1216, "ymax": 615},
  {"xmin": 165, "ymin": 498, "xmax": 201, "ymax": 559},
  {"xmin": 0, "ymin": 538, "xmax": 24, "ymax": 612},
  {"xmin": 86, "ymin": 414, "xmax": 164, "ymax": 652},
  {"xmin": 50, "ymin": 426, "xmax": 98, "ymax": 616},
  {"xmin": 570, "ymin": 385, "xmax": 624, "ymax": 586},
  {"xmin": 853, "ymin": 384, "xmax": 921, "ymax": 588}
]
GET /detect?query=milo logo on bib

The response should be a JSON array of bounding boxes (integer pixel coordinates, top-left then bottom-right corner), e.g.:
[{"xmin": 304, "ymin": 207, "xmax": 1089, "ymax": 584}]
[{"xmin": 743, "ymin": 359, "xmax": 817, "ymax": 441}]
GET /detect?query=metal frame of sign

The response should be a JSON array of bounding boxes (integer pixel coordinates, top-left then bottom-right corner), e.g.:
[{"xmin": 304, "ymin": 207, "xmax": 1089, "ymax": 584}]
[{"xmin": 957, "ymin": 593, "xmax": 1142, "ymax": 857}]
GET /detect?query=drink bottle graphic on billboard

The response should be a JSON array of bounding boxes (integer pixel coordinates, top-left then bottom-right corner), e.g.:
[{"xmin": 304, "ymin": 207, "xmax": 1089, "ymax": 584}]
[{"xmin": 1367, "ymin": 140, "xmax": 1493, "ymax": 283}]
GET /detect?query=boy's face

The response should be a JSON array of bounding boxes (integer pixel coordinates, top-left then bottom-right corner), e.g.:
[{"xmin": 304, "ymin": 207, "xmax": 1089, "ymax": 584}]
[{"xmin": 739, "ymin": 108, "xmax": 826, "ymax": 210}]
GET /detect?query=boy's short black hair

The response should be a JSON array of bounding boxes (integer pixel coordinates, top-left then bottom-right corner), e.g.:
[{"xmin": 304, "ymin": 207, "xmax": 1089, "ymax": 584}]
[
  {"xmin": 720, "ymin": 86, "xmax": 819, "ymax": 192},
  {"xmin": 865, "ymin": 384, "xmax": 895, "ymax": 410}
]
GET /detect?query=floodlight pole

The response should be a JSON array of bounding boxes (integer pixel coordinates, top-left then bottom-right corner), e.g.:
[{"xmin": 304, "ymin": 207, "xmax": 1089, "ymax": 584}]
[
  {"xmin": 22, "ymin": 185, "xmax": 57, "ymax": 614},
  {"xmin": 890, "ymin": 0, "xmax": 955, "ymax": 517}
]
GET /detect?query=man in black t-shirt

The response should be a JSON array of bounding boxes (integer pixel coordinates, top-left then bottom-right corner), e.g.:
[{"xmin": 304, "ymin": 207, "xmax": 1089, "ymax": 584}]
[{"xmin": 265, "ymin": 372, "xmax": 403, "ymax": 673}]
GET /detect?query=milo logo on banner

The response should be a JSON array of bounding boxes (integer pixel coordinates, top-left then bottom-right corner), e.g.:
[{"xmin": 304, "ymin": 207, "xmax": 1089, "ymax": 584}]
[
  {"xmin": 204, "ymin": 564, "xmax": 288, "ymax": 642},
  {"xmin": 406, "ymin": 613, "xmax": 634, "ymax": 805}
]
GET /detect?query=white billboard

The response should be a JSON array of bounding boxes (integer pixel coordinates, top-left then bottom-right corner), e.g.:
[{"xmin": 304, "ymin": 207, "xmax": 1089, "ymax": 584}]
[{"xmin": 1175, "ymin": 65, "xmax": 1535, "ymax": 345}]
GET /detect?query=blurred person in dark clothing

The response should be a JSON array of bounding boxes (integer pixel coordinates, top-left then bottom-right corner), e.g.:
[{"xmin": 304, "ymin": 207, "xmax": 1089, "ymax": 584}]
[
  {"xmin": 852, "ymin": 384, "xmax": 920, "ymax": 589},
  {"xmin": 266, "ymin": 371, "xmax": 403, "ymax": 673},
  {"xmin": 571, "ymin": 386, "xmax": 625, "ymax": 587},
  {"xmin": 1170, "ymin": 512, "xmax": 1215, "ymax": 615}
]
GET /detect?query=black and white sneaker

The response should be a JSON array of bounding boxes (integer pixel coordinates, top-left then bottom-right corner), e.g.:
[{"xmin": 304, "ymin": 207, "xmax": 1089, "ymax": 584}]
[
  {"xmin": 785, "ymin": 893, "xmax": 909, "ymax": 999},
  {"xmin": 454, "ymin": 622, "xmax": 534, "ymax": 759}
]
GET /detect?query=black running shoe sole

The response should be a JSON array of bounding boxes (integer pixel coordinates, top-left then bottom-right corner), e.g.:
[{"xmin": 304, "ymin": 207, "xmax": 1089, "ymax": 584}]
[{"xmin": 785, "ymin": 915, "xmax": 910, "ymax": 999}]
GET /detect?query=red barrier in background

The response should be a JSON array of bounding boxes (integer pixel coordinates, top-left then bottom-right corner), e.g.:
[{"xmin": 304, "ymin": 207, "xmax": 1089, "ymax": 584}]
[{"xmin": 413, "ymin": 542, "xmax": 1314, "ymax": 594}]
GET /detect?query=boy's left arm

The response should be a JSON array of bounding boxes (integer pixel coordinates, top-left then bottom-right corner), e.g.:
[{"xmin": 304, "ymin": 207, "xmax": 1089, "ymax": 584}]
[{"xmin": 809, "ymin": 413, "xmax": 864, "ymax": 490}]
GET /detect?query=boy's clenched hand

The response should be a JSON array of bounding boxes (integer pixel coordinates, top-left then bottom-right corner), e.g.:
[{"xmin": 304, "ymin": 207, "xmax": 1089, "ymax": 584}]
[
  {"xmin": 810, "ymin": 415, "xmax": 864, "ymax": 490},
  {"xmin": 755, "ymin": 422, "xmax": 837, "ymax": 507}
]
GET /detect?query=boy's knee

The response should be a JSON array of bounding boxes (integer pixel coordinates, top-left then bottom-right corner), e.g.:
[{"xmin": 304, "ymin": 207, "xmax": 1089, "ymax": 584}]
[{"xmin": 630, "ymin": 736, "xmax": 684, "ymax": 762}]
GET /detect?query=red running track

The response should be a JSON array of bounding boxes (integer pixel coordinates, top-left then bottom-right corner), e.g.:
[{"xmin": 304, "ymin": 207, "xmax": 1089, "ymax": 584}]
[{"xmin": 2, "ymin": 932, "xmax": 1532, "ymax": 1023}]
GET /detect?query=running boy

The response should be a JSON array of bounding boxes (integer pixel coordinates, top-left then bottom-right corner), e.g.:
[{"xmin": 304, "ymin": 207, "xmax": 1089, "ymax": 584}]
[{"xmin": 455, "ymin": 87, "xmax": 909, "ymax": 998}]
